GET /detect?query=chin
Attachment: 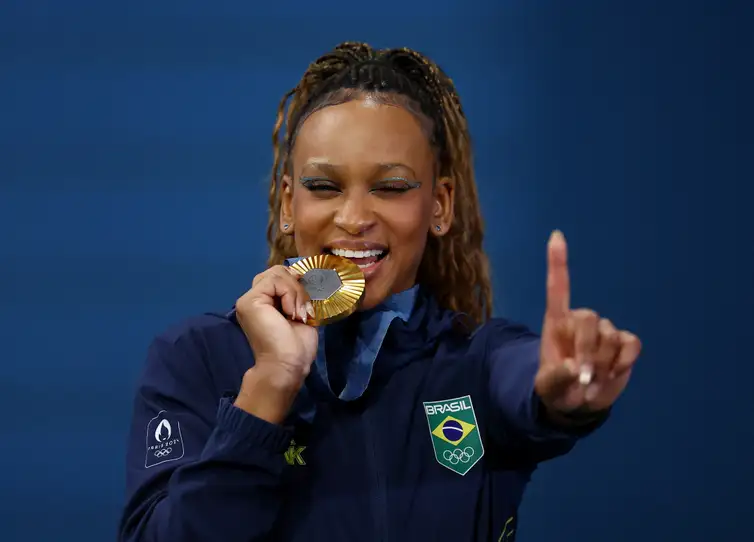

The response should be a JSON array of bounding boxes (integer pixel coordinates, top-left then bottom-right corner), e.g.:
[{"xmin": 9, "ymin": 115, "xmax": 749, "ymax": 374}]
[
  {"xmin": 358, "ymin": 292, "xmax": 386, "ymax": 312},
  {"xmin": 358, "ymin": 283, "xmax": 393, "ymax": 312},
  {"xmin": 353, "ymin": 255, "xmax": 417, "ymax": 311}
]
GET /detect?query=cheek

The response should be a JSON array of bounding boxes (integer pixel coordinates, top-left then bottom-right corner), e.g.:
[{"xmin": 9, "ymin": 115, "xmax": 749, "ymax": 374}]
[
  {"xmin": 391, "ymin": 210, "xmax": 428, "ymax": 242},
  {"xmin": 291, "ymin": 193, "xmax": 332, "ymax": 252},
  {"xmin": 380, "ymin": 198, "xmax": 432, "ymax": 253}
]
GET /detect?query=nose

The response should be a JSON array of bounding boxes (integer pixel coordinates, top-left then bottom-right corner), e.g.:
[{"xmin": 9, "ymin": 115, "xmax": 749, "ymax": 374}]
[{"xmin": 333, "ymin": 191, "xmax": 376, "ymax": 236}]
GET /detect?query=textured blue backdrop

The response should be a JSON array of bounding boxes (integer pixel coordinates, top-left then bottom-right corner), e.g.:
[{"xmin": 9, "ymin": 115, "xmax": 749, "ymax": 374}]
[{"xmin": 1, "ymin": 1, "xmax": 751, "ymax": 540}]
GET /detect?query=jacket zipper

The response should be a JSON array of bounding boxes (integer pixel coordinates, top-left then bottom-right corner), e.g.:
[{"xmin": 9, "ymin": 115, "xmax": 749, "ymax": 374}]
[{"xmin": 364, "ymin": 410, "xmax": 388, "ymax": 542}]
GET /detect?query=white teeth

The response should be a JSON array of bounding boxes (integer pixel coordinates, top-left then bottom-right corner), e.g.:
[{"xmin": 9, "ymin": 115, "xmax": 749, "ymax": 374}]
[{"xmin": 331, "ymin": 248, "xmax": 384, "ymax": 259}]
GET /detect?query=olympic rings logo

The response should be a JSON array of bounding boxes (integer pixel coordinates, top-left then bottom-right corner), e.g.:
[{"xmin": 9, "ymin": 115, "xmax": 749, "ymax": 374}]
[
  {"xmin": 154, "ymin": 448, "xmax": 172, "ymax": 458},
  {"xmin": 443, "ymin": 447, "xmax": 475, "ymax": 464}
]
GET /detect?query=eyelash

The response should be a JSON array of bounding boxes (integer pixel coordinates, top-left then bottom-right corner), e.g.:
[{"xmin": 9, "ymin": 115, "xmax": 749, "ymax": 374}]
[{"xmin": 299, "ymin": 177, "xmax": 420, "ymax": 193}]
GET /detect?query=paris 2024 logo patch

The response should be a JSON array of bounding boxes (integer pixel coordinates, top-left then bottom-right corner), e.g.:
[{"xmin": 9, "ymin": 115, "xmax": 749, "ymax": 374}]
[
  {"xmin": 145, "ymin": 410, "xmax": 185, "ymax": 468},
  {"xmin": 423, "ymin": 395, "xmax": 484, "ymax": 476}
]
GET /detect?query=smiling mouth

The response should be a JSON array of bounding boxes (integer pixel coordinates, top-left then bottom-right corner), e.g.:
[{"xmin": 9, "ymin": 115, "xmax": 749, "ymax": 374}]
[{"xmin": 325, "ymin": 247, "xmax": 389, "ymax": 270}]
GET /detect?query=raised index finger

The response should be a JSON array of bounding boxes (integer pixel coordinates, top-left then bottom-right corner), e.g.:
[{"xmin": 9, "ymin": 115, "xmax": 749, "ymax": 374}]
[{"xmin": 545, "ymin": 230, "xmax": 571, "ymax": 321}]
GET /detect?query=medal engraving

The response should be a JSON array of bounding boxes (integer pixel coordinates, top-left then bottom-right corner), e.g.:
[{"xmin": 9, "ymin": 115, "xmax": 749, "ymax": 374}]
[{"xmin": 300, "ymin": 268, "xmax": 343, "ymax": 301}]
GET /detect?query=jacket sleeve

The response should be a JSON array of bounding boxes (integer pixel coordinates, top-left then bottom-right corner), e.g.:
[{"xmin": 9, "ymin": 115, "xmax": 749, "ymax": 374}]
[
  {"xmin": 118, "ymin": 329, "xmax": 293, "ymax": 542},
  {"xmin": 484, "ymin": 320, "xmax": 607, "ymax": 464}
]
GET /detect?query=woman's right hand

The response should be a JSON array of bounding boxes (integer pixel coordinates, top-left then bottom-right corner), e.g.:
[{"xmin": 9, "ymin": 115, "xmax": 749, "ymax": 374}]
[{"xmin": 233, "ymin": 265, "xmax": 318, "ymax": 423}]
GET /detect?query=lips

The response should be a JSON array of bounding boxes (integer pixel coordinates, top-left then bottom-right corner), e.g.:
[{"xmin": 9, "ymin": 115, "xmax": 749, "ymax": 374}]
[
  {"xmin": 330, "ymin": 248, "xmax": 384, "ymax": 266},
  {"xmin": 325, "ymin": 246, "xmax": 388, "ymax": 275}
]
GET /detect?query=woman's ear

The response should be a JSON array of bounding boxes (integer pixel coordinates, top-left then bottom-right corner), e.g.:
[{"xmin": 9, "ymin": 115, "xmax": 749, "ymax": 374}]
[
  {"xmin": 280, "ymin": 175, "xmax": 294, "ymax": 234},
  {"xmin": 430, "ymin": 176, "xmax": 455, "ymax": 236}
]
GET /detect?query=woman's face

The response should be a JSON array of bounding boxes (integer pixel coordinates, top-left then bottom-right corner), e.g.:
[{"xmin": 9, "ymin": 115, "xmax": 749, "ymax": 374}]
[{"xmin": 281, "ymin": 97, "xmax": 454, "ymax": 310}]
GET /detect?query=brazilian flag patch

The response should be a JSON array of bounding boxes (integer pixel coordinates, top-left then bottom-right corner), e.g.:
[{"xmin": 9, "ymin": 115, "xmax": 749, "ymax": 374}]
[{"xmin": 423, "ymin": 395, "xmax": 484, "ymax": 475}]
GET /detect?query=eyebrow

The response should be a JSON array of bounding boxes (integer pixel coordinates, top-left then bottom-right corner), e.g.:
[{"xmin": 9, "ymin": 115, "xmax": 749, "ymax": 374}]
[{"xmin": 302, "ymin": 161, "xmax": 418, "ymax": 178}]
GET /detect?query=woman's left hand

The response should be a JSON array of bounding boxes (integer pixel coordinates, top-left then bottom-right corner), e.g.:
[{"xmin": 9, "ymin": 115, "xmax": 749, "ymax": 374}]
[{"xmin": 534, "ymin": 231, "xmax": 642, "ymax": 415}]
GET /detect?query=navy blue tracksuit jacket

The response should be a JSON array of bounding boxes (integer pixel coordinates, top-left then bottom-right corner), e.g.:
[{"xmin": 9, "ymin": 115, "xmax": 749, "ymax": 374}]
[{"xmin": 119, "ymin": 289, "xmax": 602, "ymax": 541}]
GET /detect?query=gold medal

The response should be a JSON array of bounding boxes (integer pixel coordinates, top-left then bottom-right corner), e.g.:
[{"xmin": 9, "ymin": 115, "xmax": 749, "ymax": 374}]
[{"xmin": 289, "ymin": 254, "xmax": 365, "ymax": 326}]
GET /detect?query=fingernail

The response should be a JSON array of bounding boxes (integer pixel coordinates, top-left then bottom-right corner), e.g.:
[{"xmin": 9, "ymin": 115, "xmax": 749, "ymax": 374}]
[
  {"xmin": 298, "ymin": 305, "xmax": 308, "ymax": 322},
  {"xmin": 306, "ymin": 302, "xmax": 315, "ymax": 318},
  {"xmin": 578, "ymin": 363, "xmax": 593, "ymax": 386},
  {"xmin": 563, "ymin": 358, "xmax": 576, "ymax": 375},
  {"xmin": 550, "ymin": 229, "xmax": 565, "ymax": 244},
  {"xmin": 585, "ymin": 383, "xmax": 599, "ymax": 401}
]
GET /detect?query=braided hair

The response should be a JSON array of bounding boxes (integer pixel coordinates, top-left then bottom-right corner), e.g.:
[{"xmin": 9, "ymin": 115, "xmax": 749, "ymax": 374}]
[{"xmin": 266, "ymin": 42, "xmax": 492, "ymax": 325}]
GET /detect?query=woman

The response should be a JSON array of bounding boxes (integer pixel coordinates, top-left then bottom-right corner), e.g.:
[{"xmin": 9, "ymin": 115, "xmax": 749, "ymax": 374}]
[{"xmin": 119, "ymin": 42, "xmax": 641, "ymax": 542}]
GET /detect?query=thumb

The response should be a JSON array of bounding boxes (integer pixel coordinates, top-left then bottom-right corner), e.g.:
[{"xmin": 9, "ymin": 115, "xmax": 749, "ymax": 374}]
[
  {"xmin": 535, "ymin": 358, "xmax": 578, "ymax": 400},
  {"xmin": 293, "ymin": 322, "xmax": 319, "ymax": 360}
]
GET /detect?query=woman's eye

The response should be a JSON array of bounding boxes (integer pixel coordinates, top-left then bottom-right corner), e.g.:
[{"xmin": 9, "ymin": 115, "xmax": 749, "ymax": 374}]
[
  {"xmin": 300, "ymin": 178, "xmax": 340, "ymax": 192},
  {"xmin": 373, "ymin": 179, "xmax": 421, "ymax": 193},
  {"xmin": 309, "ymin": 184, "xmax": 339, "ymax": 192},
  {"xmin": 376, "ymin": 184, "xmax": 410, "ymax": 192}
]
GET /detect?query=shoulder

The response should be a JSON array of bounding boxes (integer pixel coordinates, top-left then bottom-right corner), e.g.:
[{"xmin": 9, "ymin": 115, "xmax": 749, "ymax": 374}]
[
  {"xmin": 432, "ymin": 315, "xmax": 539, "ymax": 364},
  {"xmin": 463, "ymin": 317, "xmax": 540, "ymax": 365},
  {"xmin": 462, "ymin": 316, "xmax": 539, "ymax": 347},
  {"xmin": 142, "ymin": 310, "xmax": 250, "ymax": 391},
  {"xmin": 474, "ymin": 317, "xmax": 539, "ymax": 343},
  {"xmin": 154, "ymin": 311, "xmax": 242, "ymax": 352}
]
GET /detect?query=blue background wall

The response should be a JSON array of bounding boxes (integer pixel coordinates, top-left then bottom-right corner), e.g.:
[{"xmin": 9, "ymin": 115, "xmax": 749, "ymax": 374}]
[{"xmin": 1, "ymin": 1, "xmax": 751, "ymax": 540}]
